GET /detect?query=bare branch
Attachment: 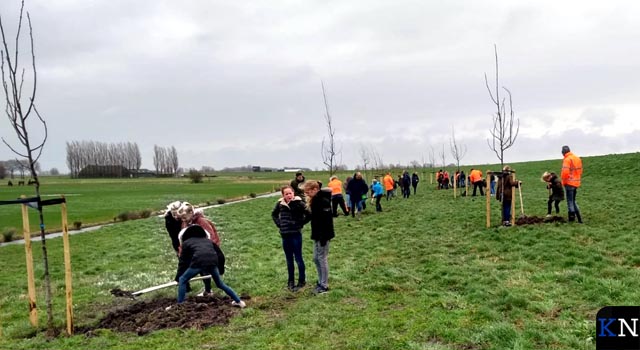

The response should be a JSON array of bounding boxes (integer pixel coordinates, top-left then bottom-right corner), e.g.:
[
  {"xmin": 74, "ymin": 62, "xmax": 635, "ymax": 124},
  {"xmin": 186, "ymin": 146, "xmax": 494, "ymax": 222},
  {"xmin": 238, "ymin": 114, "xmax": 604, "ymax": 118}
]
[{"xmin": 485, "ymin": 45, "xmax": 519, "ymax": 167}]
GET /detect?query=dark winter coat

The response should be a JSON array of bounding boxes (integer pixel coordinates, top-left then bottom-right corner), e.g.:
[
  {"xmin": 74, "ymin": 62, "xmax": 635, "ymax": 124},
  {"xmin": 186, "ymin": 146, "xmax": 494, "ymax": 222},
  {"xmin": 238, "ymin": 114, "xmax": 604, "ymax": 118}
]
[
  {"xmin": 547, "ymin": 173, "xmax": 565, "ymax": 201},
  {"xmin": 290, "ymin": 176, "xmax": 306, "ymax": 198},
  {"xmin": 272, "ymin": 196, "xmax": 308, "ymax": 237},
  {"xmin": 346, "ymin": 176, "xmax": 369, "ymax": 200},
  {"xmin": 412, "ymin": 173, "xmax": 419, "ymax": 186},
  {"xmin": 165, "ymin": 211, "xmax": 182, "ymax": 253},
  {"xmin": 308, "ymin": 188, "xmax": 335, "ymax": 243},
  {"xmin": 402, "ymin": 173, "xmax": 411, "ymax": 187},
  {"xmin": 496, "ymin": 174, "xmax": 519, "ymax": 202},
  {"xmin": 180, "ymin": 225, "xmax": 221, "ymax": 270}
]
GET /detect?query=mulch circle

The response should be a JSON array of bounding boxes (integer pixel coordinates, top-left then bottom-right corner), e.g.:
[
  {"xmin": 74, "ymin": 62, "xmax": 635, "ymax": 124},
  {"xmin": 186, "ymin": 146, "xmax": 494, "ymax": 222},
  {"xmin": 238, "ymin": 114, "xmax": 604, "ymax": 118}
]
[
  {"xmin": 515, "ymin": 215, "xmax": 566, "ymax": 225},
  {"xmin": 80, "ymin": 294, "xmax": 250, "ymax": 335}
]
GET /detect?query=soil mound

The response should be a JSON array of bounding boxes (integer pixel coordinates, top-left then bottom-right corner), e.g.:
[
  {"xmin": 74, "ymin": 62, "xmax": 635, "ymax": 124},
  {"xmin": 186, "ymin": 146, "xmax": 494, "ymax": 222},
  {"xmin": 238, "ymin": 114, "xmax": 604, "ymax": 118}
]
[
  {"xmin": 516, "ymin": 215, "xmax": 566, "ymax": 225},
  {"xmin": 80, "ymin": 295, "xmax": 248, "ymax": 335}
]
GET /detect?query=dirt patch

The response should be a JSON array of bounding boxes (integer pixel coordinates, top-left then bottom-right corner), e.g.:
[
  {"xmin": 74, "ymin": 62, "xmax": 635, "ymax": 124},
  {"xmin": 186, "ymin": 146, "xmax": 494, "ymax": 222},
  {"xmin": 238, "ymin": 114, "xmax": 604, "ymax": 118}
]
[
  {"xmin": 516, "ymin": 215, "xmax": 566, "ymax": 225},
  {"xmin": 80, "ymin": 294, "xmax": 249, "ymax": 335}
]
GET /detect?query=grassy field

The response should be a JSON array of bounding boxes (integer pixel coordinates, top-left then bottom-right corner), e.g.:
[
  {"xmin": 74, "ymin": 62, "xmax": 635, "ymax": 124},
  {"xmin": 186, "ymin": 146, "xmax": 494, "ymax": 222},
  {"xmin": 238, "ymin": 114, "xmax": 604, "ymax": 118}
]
[
  {"xmin": 0, "ymin": 173, "xmax": 295, "ymax": 238},
  {"xmin": 0, "ymin": 152, "xmax": 639, "ymax": 349}
]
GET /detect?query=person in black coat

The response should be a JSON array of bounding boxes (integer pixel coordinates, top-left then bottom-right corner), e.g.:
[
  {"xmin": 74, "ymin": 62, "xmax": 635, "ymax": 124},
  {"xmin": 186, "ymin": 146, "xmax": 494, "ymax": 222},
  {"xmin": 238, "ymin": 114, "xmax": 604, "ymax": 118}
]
[
  {"xmin": 411, "ymin": 172, "xmax": 420, "ymax": 194},
  {"xmin": 166, "ymin": 201, "xmax": 196, "ymax": 293},
  {"xmin": 165, "ymin": 201, "xmax": 183, "ymax": 254},
  {"xmin": 176, "ymin": 225, "xmax": 245, "ymax": 307},
  {"xmin": 302, "ymin": 180, "xmax": 335, "ymax": 294},
  {"xmin": 402, "ymin": 171, "xmax": 411, "ymax": 198},
  {"xmin": 290, "ymin": 172, "xmax": 306, "ymax": 199},
  {"xmin": 271, "ymin": 186, "xmax": 308, "ymax": 291},
  {"xmin": 346, "ymin": 172, "xmax": 369, "ymax": 218},
  {"xmin": 542, "ymin": 171, "xmax": 564, "ymax": 217}
]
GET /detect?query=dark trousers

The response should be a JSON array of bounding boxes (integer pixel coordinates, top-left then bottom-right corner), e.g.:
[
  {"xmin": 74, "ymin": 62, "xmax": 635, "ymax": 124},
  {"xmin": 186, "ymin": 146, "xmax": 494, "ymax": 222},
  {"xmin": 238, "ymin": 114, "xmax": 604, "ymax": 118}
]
[
  {"xmin": 412, "ymin": 184, "xmax": 417, "ymax": 194},
  {"xmin": 547, "ymin": 198, "xmax": 561, "ymax": 215},
  {"xmin": 375, "ymin": 194, "xmax": 383, "ymax": 211},
  {"xmin": 331, "ymin": 194, "xmax": 348, "ymax": 216},
  {"xmin": 282, "ymin": 233, "xmax": 305, "ymax": 284},
  {"xmin": 472, "ymin": 181, "xmax": 484, "ymax": 196},
  {"xmin": 403, "ymin": 186, "xmax": 410, "ymax": 198}
]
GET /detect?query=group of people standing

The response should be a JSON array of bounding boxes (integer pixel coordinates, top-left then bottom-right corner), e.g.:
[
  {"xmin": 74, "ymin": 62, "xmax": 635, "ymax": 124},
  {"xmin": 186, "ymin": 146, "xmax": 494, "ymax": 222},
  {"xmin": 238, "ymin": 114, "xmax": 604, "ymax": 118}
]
[
  {"xmin": 162, "ymin": 145, "xmax": 584, "ymax": 305},
  {"xmin": 271, "ymin": 175, "xmax": 334, "ymax": 294}
]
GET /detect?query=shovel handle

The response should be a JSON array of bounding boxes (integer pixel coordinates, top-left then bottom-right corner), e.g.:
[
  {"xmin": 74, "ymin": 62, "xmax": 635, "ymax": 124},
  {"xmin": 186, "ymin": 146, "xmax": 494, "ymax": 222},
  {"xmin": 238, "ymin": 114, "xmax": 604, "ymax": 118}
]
[
  {"xmin": 518, "ymin": 183, "xmax": 525, "ymax": 215},
  {"xmin": 132, "ymin": 275, "xmax": 212, "ymax": 296}
]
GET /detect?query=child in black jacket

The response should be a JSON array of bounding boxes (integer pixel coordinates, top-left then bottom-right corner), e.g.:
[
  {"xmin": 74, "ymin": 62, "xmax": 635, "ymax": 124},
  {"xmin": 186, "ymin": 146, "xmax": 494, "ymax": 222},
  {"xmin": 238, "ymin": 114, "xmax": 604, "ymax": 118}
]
[
  {"xmin": 177, "ymin": 225, "xmax": 245, "ymax": 308},
  {"xmin": 272, "ymin": 186, "xmax": 308, "ymax": 291},
  {"xmin": 303, "ymin": 180, "xmax": 335, "ymax": 294},
  {"xmin": 542, "ymin": 171, "xmax": 564, "ymax": 217}
]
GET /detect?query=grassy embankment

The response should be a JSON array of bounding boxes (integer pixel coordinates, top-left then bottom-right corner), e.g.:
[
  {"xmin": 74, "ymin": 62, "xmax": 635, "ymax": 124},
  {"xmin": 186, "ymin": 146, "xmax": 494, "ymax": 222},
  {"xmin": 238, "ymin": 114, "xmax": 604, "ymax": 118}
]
[{"xmin": 0, "ymin": 152, "xmax": 638, "ymax": 349}]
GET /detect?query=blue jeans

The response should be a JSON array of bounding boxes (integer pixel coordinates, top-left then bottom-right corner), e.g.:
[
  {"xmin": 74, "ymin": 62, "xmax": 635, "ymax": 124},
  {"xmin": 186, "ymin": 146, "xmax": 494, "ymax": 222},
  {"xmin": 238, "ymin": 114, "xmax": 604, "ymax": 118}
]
[
  {"xmin": 282, "ymin": 233, "xmax": 305, "ymax": 284},
  {"xmin": 490, "ymin": 182, "xmax": 496, "ymax": 195},
  {"xmin": 564, "ymin": 186, "xmax": 580, "ymax": 214},
  {"xmin": 502, "ymin": 200, "xmax": 512, "ymax": 223},
  {"xmin": 350, "ymin": 197, "xmax": 363, "ymax": 216},
  {"xmin": 178, "ymin": 266, "xmax": 240, "ymax": 303}
]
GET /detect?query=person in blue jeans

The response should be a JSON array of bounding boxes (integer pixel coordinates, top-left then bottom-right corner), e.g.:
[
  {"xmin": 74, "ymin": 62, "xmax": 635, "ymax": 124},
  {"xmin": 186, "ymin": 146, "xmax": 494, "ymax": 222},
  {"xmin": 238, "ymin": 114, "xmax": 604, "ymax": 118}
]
[
  {"xmin": 495, "ymin": 166, "xmax": 520, "ymax": 227},
  {"xmin": 177, "ymin": 225, "xmax": 245, "ymax": 308},
  {"xmin": 271, "ymin": 186, "xmax": 308, "ymax": 291}
]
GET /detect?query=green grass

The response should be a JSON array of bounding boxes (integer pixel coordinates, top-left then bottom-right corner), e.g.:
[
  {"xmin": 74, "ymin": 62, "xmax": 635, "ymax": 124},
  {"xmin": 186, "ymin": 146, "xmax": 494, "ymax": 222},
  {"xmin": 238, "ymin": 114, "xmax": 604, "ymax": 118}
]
[
  {"xmin": 0, "ymin": 152, "xmax": 639, "ymax": 349},
  {"xmin": 0, "ymin": 173, "xmax": 292, "ymax": 237}
]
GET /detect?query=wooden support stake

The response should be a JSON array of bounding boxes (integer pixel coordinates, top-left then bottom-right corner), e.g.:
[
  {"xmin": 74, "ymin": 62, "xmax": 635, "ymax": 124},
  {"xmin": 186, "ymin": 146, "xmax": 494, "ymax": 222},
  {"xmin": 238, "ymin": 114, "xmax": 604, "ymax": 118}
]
[
  {"xmin": 465, "ymin": 174, "xmax": 469, "ymax": 196},
  {"xmin": 21, "ymin": 195, "xmax": 38, "ymax": 327},
  {"xmin": 485, "ymin": 170, "xmax": 491, "ymax": 228},
  {"xmin": 61, "ymin": 197, "xmax": 74, "ymax": 335},
  {"xmin": 453, "ymin": 172, "xmax": 457, "ymax": 198},
  {"xmin": 511, "ymin": 173, "xmax": 517, "ymax": 225},
  {"xmin": 430, "ymin": 172, "xmax": 433, "ymax": 185}
]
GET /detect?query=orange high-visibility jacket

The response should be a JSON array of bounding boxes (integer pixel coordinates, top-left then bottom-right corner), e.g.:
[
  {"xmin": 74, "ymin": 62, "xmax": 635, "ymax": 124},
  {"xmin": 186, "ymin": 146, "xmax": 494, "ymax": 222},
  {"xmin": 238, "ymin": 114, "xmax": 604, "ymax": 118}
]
[
  {"xmin": 328, "ymin": 179, "xmax": 343, "ymax": 195},
  {"xmin": 469, "ymin": 169, "xmax": 482, "ymax": 183},
  {"xmin": 561, "ymin": 152, "xmax": 582, "ymax": 187},
  {"xmin": 383, "ymin": 174, "xmax": 395, "ymax": 191}
]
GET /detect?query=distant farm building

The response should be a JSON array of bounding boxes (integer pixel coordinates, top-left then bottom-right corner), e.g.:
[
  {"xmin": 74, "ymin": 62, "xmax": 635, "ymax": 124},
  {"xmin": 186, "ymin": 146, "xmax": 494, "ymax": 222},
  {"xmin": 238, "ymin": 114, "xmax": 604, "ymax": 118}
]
[
  {"xmin": 78, "ymin": 165, "xmax": 131, "ymax": 178},
  {"xmin": 132, "ymin": 169, "xmax": 157, "ymax": 178}
]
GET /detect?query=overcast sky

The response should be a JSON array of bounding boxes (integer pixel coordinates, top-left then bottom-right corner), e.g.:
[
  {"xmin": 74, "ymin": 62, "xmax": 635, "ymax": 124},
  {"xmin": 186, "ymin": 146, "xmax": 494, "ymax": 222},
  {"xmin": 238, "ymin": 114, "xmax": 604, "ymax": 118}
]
[{"xmin": 1, "ymin": 0, "xmax": 639, "ymax": 172}]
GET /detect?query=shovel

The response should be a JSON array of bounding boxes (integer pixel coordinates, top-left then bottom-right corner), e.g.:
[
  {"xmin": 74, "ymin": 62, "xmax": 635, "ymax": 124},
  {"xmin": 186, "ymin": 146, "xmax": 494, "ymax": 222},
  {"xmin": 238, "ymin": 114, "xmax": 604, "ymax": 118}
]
[
  {"xmin": 518, "ymin": 182, "xmax": 525, "ymax": 218},
  {"xmin": 112, "ymin": 275, "xmax": 212, "ymax": 299}
]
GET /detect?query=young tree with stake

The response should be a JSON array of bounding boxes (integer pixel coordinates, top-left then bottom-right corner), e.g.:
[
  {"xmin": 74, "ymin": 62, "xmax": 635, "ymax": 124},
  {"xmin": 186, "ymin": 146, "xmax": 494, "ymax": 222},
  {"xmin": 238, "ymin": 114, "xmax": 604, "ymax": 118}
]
[{"xmin": 0, "ymin": 0, "xmax": 55, "ymax": 336}]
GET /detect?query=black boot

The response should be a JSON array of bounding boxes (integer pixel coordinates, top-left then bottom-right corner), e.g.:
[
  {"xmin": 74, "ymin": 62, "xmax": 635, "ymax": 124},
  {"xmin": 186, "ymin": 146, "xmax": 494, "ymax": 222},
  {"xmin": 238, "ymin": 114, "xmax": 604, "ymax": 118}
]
[
  {"xmin": 288, "ymin": 280, "xmax": 295, "ymax": 291},
  {"xmin": 575, "ymin": 211, "xmax": 583, "ymax": 223},
  {"xmin": 293, "ymin": 280, "xmax": 306, "ymax": 292},
  {"xmin": 568, "ymin": 212, "xmax": 575, "ymax": 222}
]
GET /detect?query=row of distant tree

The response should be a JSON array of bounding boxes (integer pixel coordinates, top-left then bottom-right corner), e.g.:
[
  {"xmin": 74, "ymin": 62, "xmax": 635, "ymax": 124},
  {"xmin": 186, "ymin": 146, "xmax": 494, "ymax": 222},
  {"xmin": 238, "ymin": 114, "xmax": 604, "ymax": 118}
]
[
  {"xmin": 0, "ymin": 160, "xmax": 48, "ymax": 179},
  {"xmin": 66, "ymin": 141, "xmax": 142, "ymax": 178}
]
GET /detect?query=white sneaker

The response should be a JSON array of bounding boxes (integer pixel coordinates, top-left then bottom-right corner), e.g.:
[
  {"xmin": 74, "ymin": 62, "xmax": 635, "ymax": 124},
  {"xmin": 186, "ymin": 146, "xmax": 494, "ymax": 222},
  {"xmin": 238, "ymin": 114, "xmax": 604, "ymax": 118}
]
[
  {"xmin": 545, "ymin": 214, "xmax": 552, "ymax": 219},
  {"xmin": 231, "ymin": 300, "xmax": 246, "ymax": 308}
]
